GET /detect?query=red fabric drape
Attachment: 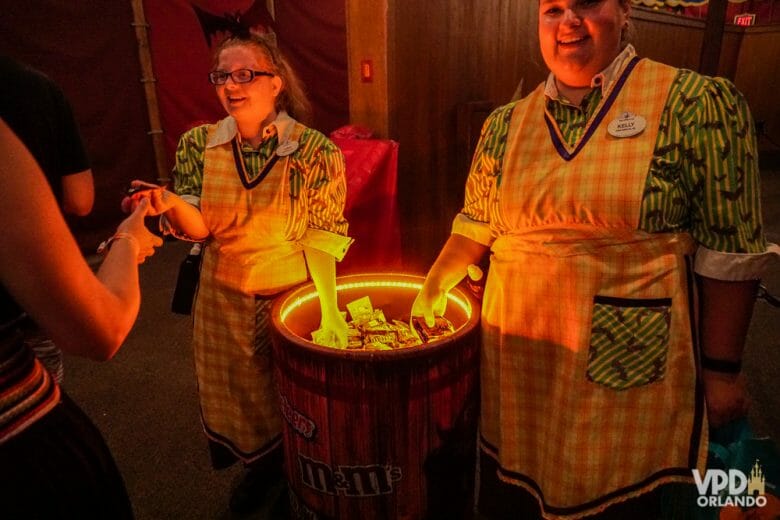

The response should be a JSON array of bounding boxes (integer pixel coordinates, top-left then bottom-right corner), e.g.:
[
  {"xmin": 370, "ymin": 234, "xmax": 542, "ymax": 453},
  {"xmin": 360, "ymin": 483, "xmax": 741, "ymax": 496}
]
[
  {"xmin": 143, "ymin": 0, "xmax": 238, "ymax": 163},
  {"xmin": 0, "ymin": 1, "xmax": 157, "ymax": 250},
  {"xmin": 273, "ymin": 1, "xmax": 349, "ymax": 134},
  {"xmin": 332, "ymin": 135, "xmax": 403, "ymax": 274}
]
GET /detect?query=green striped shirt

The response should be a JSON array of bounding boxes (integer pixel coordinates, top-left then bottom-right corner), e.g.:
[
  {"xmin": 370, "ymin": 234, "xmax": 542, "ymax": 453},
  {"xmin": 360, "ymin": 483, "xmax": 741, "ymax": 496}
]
[
  {"xmin": 465, "ymin": 66, "xmax": 766, "ymax": 255},
  {"xmin": 172, "ymin": 121, "xmax": 349, "ymax": 238}
]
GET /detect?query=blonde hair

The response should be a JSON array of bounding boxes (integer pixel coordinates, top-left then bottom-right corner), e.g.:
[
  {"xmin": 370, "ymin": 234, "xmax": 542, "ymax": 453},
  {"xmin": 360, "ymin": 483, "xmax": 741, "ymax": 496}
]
[{"xmin": 213, "ymin": 33, "xmax": 312, "ymax": 124}]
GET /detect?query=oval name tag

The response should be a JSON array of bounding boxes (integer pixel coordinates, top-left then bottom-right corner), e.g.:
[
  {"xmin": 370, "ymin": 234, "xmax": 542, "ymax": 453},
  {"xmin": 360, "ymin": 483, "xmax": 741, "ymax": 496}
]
[
  {"xmin": 276, "ymin": 140, "xmax": 299, "ymax": 157},
  {"xmin": 607, "ymin": 112, "xmax": 646, "ymax": 138}
]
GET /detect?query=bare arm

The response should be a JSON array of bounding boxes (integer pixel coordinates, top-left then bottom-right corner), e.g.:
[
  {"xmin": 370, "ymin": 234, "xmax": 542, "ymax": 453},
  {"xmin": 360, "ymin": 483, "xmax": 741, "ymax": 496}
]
[
  {"xmin": 60, "ymin": 168, "xmax": 94, "ymax": 216},
  {"xmin": 412, "ymin": 234, "xmax": 489, "ymax": 326},
  {"xmin": 698, "ymin": 275, "xmax": 758, "ymax": 362},
  {"xmin": 0, "ymin": 120, "xmax": 161, "ymax": 360},
  {"xmin": 698, "ymin": 274, "xmax": 759, "ymax": 427},
  {"xmin": 303, "ymin": 246, "xmax": 348, "ymax": 347},
  {"xmin": 127, "ymin": 181, "xmax": 209, "ymax": 240}
]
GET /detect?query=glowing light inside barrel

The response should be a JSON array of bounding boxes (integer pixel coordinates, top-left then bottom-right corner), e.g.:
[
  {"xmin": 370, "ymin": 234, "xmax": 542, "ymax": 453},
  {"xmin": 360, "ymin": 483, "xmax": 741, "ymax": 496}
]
[{"xmin": 280, "ymin": 278, "xmax": 472, "ymax": 323}]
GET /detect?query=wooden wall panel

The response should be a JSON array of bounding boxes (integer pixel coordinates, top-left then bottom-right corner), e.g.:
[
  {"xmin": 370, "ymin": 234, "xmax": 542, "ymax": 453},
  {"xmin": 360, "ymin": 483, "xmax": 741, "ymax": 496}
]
[
  {"xmin": 388, "ymin": 0, "xmax": 543, "ymax": 272},
  {"xmin": 733, "ymin": 25, "xmax": 780, "ymax": 148},
  {"xmin": 719, "ymin": 27, "xmax": 744, "ymax": 80},
  {"xmin": 630, "ymin": 8, "xmax": 704, "ymax": 71},
  {"xmin": 346, "ymin": 0, "xmax": 390, "ymax": 137}
]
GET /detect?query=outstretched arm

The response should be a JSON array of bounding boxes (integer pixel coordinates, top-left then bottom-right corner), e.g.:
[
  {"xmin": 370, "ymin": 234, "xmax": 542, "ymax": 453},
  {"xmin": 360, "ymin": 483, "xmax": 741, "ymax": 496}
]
[
  {"xmin": 126, "ymin": 180, "xmax": 210, "ymax": 240},
  {"xmin": 0, "ymin": 119, "xmax": 162, "ymax": 360}
]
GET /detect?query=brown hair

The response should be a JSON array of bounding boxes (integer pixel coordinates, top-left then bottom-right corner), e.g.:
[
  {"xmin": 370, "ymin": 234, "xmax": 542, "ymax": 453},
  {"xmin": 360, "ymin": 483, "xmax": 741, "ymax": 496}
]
[{"xmin": 212, "ymin": 33, "xmax": 312, "ymax": 124}]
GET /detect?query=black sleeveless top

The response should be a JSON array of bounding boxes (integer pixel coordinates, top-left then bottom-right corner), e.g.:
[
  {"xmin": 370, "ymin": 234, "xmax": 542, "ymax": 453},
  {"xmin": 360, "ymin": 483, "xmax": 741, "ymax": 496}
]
[{"xmin": 0, "ymin": 283, "xmax": 24, "ymax": 329}]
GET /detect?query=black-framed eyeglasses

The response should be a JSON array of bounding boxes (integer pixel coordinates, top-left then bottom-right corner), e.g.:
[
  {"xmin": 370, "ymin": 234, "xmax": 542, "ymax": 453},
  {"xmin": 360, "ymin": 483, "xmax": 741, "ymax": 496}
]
[{"xmin": 208, "ymin": 69, "xmax": 274, "ymax": 85}]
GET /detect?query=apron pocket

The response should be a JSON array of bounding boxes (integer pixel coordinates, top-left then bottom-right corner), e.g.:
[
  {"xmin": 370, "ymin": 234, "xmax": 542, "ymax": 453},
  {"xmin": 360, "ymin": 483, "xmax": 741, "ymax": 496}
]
[{"xmin": 587, "ymin": 295, "xmax": 672, "ymax": 391}]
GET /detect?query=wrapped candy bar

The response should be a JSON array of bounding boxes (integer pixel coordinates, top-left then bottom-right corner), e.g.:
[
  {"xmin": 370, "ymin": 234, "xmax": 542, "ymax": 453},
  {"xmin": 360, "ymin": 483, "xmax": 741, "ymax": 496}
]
[
  {"xmin": 311, "ymin": 295, "xmax": 456, "ymax": 350},
  {"xmin": 346, "ymin": 296, "xmax": 374, "ymax": 322},
  {"xmin": 410, "ymin": 316, "xmax": 456, "ymax": 343}
]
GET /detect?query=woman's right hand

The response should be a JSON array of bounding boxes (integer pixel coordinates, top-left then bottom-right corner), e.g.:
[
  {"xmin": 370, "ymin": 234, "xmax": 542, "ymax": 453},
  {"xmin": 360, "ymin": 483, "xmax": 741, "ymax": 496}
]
[
  {"xmin": 410, "ymin": 235, "xmax": 489, "ymax": 327},
  {"xmin": 411, "ymin": 283, "xmax": 448, "ymax": 328},
  {"xmin": 115, "ymin": 198, "xmax": 163, "ymax": 263}
]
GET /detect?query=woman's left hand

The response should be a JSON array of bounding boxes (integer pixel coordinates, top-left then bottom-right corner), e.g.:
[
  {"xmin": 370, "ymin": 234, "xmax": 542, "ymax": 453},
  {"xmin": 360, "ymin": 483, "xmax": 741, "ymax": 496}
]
[
  {"xmin": 703, "ymin": 370, "xmax": 750, "ymax": 428},
  {"xmin": 318, "ymin": 307, "xmax": 349, "ymax": 348}
]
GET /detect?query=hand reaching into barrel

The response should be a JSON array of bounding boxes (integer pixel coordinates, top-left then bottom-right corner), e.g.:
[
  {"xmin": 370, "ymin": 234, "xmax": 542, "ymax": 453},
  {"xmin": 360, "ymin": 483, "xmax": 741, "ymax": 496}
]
[
  {"xmin": 317, "ymin": 307, "xmax": 349, "ymax": 348},
  {"xmin": 413, "ymin": 234, "xmax": 488, "ymax": 327},
  {"xmin": 411, "ymin": 285, "xmax": 448, "ymax": 328}
]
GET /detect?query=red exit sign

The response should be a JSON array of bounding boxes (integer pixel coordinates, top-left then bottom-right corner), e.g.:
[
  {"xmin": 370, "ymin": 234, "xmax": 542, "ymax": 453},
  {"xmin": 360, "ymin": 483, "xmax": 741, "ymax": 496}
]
[{"xmin": 733, "ymin": 13, "xmax": 756, "ymax": 26}]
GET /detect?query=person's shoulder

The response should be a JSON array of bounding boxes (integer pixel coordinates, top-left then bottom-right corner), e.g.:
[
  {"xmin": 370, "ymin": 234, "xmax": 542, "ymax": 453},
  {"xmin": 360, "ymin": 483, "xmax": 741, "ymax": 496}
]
[
  {"xmin": 298, "ymin": 120, "xmax": 338, "ymax": 140},
  {"xmin": 181, "ymin": 123, "xmax": 211, "ymax": 140},
  {"xmin": 496, "ymin": 99, "xmax": 523, "ymax": 114},
  {"xmin": 0, "ymin": 57, "xmax": 61, "ymax": 100},
  {"xmin": 671, "ymin": 68, "xmax": 746, "ymax": 106},
  {"xmin": 484, "ymin": 100, "xmax": 523, "ymax": 128},
  {"xmin": 299, "ymin": 124, "xmax": 327, "ymax": 141},
  {"xmin": 299, "ymin": 125, "xmax": 340, "ymax": 152},
  {"xmin": 0, "ymin": 56, "xmax": 43, "ymax": 83},
  {"xmin": 175, "ymin": 124, "xmax": 212, "ymax": 154}
]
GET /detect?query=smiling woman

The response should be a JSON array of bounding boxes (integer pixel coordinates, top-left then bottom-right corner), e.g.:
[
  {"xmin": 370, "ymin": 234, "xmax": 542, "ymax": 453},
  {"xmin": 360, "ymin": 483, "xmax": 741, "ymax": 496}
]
[
  {"xmin": 125, "ymin": 33, "xmax": 353, "ymax": 514},
  {"xmin": 412, "ymin": 0, "xmax": 777, "ymax": 518},
  {"xmin": 538, "ymin": 0, "xmax": 631, "ymax": 101}
]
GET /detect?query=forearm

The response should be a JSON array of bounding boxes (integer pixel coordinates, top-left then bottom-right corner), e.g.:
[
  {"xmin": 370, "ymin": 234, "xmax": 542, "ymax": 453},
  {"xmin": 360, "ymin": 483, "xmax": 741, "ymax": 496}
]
[
  {"xmin": 697, "ymin": 274, "xmax": 759, "ymax": 362},
  {"xmin": 1, "ymin": 121, "xmax": 141, "ymax": 361},
  {"xmin": 423, "ymin": 234, "xmax": 489, "ymax": 294},
  {"xmin": 163, "ymin": 196, "xmax": 209, "ymax": 240},
  {"xmin": 85, "ymin": 238, "xmax": 142, "ymax": 358},
  {"xmin": 303, "ymin": 246, "xmax": 339, "ymax": 315},
  {"xmin": 697, "ymin": 275, "xmax": 757, "ymax": 427}
]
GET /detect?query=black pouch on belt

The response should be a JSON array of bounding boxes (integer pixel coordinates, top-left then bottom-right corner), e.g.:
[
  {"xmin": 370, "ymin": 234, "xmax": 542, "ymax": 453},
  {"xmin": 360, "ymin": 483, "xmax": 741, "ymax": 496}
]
[{"xmin": 171, "ymin": 245, "xmax": 202, "ymax": 315}]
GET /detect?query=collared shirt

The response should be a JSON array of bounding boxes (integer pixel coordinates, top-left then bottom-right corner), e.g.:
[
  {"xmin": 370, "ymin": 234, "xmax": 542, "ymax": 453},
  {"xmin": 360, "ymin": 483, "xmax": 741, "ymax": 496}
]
[
  {"xmin": 543, "ymin": 44, "xmax": 638, "ymax": 103},
  {"xmin": 171, "ymin": 111, "xmax": 352, "ymax": 260},
  {"xmin": 205, "ymin": 110, "xmax": 298, "ymax": 149},
  {"xmin": 456, "ymin": 51, "xmax": 777, "ymax": 281},
  {"xmin": 544, "ymin": 44, "xmax": 636, "ymax": 103}
]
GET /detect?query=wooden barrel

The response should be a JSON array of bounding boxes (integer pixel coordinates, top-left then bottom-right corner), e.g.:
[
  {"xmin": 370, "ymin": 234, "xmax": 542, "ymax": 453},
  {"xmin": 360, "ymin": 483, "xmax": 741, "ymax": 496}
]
[{"xmin": 271, "ymin": 273, "xmax": 480, "ymax": 520}]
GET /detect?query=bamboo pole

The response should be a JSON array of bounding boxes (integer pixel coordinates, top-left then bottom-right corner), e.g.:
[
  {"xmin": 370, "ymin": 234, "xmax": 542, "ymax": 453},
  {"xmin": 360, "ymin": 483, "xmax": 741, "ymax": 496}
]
[{"xmin": 130, "ymin": 0, "xmax": 169, "ymax": 183}]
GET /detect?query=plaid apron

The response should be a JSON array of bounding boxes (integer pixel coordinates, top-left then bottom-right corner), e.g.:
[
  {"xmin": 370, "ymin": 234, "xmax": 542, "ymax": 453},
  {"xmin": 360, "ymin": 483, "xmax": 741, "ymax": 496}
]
[
  {"xmin": 193, "ymin": 121, "xmax": 306, "ymax": 463},
  {"xmin": 478, "ymin": 59, "xmax": 707, "ymax": 518}
]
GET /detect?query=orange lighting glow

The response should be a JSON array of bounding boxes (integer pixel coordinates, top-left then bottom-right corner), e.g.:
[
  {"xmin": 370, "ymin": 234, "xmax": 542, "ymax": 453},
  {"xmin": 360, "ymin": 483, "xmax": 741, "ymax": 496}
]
[{"xmin": 280, "ymin": 277, "xmax": 472, "ymax": 322}]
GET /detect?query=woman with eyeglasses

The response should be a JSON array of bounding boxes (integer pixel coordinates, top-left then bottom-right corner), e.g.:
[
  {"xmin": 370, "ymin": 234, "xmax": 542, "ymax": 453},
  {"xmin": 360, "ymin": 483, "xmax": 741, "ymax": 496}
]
[
  {"xmin": 127, "ymin": 32, "xmax": 351, "ymax": 513},
  {"xmin": 413, "ymin": 0, "xmax": 776, "ymax": 518}
]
